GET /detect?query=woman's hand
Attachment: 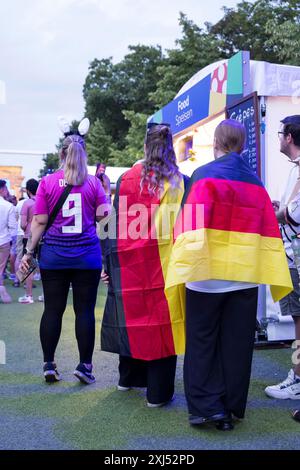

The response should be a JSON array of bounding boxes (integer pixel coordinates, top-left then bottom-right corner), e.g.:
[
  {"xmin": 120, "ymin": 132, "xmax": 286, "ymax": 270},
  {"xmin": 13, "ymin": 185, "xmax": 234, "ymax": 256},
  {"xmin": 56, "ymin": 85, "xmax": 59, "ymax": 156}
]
[
  {"xmin": 101, "ymin": 270, "xmax": 109, "ymax": 285},
  {"xmin": 19, "ymin": 253, "xmax": 33, "ymax": 272}
]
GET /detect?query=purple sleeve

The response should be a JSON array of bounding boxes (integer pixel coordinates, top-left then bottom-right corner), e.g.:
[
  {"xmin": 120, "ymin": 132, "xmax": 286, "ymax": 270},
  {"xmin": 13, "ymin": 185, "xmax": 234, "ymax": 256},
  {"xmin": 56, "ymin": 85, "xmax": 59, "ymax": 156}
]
[
  {"xmin": 95, "ymin": 178, "xmax": 108, "ymax": 206},
  {"xmin": 34, "ymin": 178, "xmax": 49, "ymax": 215},
  {"xmin": 20, "ymin": 200, "xmax": 29, "ymax": 218}
]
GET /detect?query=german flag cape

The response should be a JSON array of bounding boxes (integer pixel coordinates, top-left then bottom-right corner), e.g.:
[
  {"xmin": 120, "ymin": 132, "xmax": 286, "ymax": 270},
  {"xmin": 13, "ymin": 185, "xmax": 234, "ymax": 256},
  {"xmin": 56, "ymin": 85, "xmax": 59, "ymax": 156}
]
[
  {"xmin": 165, "ymin": 153, "xmax": 292, "ymax": 303},
  {"xmin": 101, "ymin": 164, "xmax": 186, "ymax": 361}
]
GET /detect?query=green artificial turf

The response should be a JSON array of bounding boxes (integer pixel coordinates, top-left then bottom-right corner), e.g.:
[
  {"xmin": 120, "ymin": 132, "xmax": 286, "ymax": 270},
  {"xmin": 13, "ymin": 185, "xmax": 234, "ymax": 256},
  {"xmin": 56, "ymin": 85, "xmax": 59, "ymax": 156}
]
[{"xmin": 1, "ymin": 280, "xmax": 300, "ymax": 450}]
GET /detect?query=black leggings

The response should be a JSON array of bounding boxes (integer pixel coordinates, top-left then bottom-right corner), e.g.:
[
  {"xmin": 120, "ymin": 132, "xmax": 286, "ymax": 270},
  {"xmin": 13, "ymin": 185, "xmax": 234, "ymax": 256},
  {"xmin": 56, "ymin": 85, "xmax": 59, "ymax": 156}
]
[{"xmin": 40, "ymin": 269, "xmax": 101, "ymax": 364}]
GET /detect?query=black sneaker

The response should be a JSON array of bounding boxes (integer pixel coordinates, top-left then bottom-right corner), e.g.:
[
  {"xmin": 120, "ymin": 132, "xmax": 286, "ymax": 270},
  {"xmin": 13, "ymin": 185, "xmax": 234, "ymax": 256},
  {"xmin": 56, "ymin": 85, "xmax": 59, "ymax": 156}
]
[
  {"xmin": 74, "ymin": 363, "xmax": 96, "ymax": 385},
  {"xmin": 43, "ymin": 362, "xmax": 61, "ymax": 383}
]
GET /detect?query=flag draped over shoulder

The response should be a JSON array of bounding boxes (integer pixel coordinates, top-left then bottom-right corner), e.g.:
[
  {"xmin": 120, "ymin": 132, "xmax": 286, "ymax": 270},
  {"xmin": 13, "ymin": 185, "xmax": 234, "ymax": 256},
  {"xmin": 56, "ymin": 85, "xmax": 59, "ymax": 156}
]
[
  {"xmin": 165, "ymin": 152, "xmax": 292, "ymax": 303},
  {"xmin": 101, "ymin": 163, "xmax": 186, "ymax": 361}
]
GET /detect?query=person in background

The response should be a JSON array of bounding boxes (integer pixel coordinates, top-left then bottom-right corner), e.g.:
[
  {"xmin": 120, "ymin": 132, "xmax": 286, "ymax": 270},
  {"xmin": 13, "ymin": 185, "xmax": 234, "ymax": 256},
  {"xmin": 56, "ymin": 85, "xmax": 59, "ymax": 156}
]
[
  {"xmin": 165, "ymin": 119, "xmax": 292, "ymax": 431},
  {"xmin": 264, "ymin": 115, "xmax": 300, "ymax": 419},
  {"xmin": 0, "ymin": 180, "xmax": 17, "ymax": 303},
  {"xmin": 101, "ymin": 123, "xmax": 186, "ymax": 407},
  {"xmin": 95, "ymin": 163, "xmax": 111, "ymax": 204},
  {"xmin": 20, "ymin": 118, "xmax": 109, "ymax": 384},
  {"xmin": 14, "ymin": 196, "xmax": 26, "ymax": 288},
  {"xmin": 18, "ymin": 179, "xmax": 39, "ymax": 304},
  {"xmin": 95, "ymin": 163, "xmax": 111, "ymax": 269},
  {"xmin": 7, "ymin": 195, "xmax": 17, "ymax": 205},
  {"xmin": 2, "ymin": 193, "xmax": 17, "ymax": 283},
  {"xmin": 7, "ymin": 194, "xmax": 18, "ymax": 284}
]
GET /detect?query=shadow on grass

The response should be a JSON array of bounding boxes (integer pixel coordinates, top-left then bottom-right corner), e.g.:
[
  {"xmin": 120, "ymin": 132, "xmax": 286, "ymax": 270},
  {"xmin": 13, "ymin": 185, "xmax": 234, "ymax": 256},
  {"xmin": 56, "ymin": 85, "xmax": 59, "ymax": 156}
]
[{"xmin": 2, "ymin": 381, "xmax": 297, "ymax": 450}]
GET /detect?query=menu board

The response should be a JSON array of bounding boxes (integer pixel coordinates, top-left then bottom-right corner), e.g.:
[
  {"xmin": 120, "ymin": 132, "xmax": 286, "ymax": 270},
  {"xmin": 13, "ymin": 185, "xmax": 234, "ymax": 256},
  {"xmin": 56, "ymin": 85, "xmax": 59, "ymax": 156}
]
[{"xmin": 226, "ymin": 92, "xmax": 260, "ymax": 176}]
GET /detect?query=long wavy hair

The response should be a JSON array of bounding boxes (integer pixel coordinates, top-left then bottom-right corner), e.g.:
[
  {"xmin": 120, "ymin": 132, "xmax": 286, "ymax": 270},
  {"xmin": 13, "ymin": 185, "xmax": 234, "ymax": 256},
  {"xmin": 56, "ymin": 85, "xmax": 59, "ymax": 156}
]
[
  {"xmin": 60, "ymin": 135, "xmax": 88, "ymax": 186},
  {"xmin": 141, "ymin": 124, "xmax": 181, "ymax": 194}
]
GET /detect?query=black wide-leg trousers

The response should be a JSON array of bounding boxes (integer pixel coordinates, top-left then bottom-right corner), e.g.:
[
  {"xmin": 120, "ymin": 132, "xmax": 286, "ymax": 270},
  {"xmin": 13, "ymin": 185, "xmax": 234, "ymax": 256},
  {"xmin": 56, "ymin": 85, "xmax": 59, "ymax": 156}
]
[
  {"xmin": 184, "ymin": 287, "xmax": 258, "ymax": 419},
  {"xmin": 119, "ymin": 355, "xmax": 177, "ymax": 404}
]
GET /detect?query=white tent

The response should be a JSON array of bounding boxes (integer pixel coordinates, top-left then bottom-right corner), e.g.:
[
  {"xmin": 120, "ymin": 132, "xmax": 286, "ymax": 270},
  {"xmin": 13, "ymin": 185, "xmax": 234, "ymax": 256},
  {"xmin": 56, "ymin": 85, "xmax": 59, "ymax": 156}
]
[
  {"xmin": 177, "ymin": 59, "xmax": 300, "ymax": 98},
  {"xmin": 87, "ymin": 166, "xmax": 129, "ymax": 189}
]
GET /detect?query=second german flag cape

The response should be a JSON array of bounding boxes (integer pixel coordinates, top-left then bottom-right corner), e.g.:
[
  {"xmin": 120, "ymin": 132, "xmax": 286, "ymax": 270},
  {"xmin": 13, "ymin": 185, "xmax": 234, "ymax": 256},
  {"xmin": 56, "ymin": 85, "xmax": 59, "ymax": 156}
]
[
  {"xmin": 101, "ymin": 163, "xmax": 186, "ymax": 361},
  {"xmin": 165, "ymin": 152, "xmax": 292, "ymax": 303}
]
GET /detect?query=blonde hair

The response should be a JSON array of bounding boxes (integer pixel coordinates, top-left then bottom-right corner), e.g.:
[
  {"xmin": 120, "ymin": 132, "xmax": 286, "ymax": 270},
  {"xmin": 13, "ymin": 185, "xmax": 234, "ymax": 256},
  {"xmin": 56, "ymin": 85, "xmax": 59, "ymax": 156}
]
[
  {"xmin": 214, "ymin": 119, "xmax": 246, "ymax": 155},
  {"xmin": 63, "ymin": 137, "xmax": 88, "ymax": 186}
]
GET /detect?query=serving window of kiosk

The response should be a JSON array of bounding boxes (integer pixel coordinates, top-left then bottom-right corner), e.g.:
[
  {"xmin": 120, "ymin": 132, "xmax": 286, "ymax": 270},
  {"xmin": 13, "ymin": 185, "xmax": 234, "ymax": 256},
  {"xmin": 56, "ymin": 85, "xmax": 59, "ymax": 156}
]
[{"xmin": 174, "ymin": 112, "xmax": 225, "ymax": 176}]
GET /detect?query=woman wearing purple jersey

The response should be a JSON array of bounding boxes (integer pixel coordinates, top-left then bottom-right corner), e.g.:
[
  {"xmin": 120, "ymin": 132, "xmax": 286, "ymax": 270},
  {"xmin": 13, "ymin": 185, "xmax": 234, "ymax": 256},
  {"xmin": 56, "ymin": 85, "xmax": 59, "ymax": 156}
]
[{"xmin": 20, "ymin": 118, "xmax": 109, "ymax": 384}]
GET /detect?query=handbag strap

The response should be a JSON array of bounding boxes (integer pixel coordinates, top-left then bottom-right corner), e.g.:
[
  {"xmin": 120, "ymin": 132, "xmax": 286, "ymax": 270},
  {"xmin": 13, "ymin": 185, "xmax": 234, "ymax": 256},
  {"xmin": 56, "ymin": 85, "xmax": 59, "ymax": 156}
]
[{"xmin": 45, "ymin": 184, "xmax": 73, "ymax": 232}]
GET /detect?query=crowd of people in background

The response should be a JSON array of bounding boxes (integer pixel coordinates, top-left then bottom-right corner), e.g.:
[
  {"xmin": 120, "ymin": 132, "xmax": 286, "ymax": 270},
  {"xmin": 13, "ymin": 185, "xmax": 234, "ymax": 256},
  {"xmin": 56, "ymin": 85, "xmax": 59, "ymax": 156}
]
[
  {"xmin": 0, "ymin": 179, "xmax": 45, "ymax": 304},
  {"xmin": 1, "ymin": 115, "xmax": 300, "ymax": 430},
  {"xmin": 0, "ymin": 179, "xmax": 16, "ymax": 304}
]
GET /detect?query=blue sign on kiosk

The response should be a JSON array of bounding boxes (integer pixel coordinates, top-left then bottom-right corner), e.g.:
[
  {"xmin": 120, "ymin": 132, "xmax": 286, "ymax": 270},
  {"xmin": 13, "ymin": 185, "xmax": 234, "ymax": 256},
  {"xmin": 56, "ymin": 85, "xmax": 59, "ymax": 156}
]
[
  {"xmin": 148, "ymin": 51, "xmax": 261, "ymax": 174},
  {"xmin": 149, "ymin": 51, "xmax": 249, "ymax": 134},
  {"xmin": 151, "ymin": 74, "xmax": 211, "ymax": 136},
  {"xmin": 226, "ymin": 92, "xmax": 261, "ymax": 176}
]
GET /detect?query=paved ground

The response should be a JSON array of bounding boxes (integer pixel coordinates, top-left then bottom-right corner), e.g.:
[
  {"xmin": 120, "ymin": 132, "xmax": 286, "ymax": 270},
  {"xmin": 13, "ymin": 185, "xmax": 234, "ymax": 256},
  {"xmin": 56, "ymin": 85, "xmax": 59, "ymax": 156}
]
[{"xmin": 0, "ymin": 280, "xmax": 299, "ymax": 450}]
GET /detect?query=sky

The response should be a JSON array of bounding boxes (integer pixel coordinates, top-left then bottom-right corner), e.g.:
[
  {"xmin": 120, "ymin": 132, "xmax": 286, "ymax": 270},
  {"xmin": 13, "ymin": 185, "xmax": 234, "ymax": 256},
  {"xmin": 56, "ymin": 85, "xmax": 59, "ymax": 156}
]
[{"xmin": 0, "ymin": 0, "xmax": 240, "ymax": 155}]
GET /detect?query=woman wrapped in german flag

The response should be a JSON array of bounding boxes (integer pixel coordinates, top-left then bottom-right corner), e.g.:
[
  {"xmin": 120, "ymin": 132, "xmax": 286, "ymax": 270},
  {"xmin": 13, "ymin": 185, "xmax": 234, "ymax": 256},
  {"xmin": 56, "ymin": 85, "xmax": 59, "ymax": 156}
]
[
  {"xmin": 101, "ymin": 123, "xmax": 187, "ymax": 407},
  {"xmin": 165, "ymin": 119, "xmax": 292, "ymax": 430}
]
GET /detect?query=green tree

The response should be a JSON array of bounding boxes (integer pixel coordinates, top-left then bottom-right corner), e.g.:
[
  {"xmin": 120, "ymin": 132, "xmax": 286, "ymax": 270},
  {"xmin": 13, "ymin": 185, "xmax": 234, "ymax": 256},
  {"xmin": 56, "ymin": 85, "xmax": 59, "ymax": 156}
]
[
  {"xmin": 39, "ymin": 153, "xmax": 59, "ymax": 178},
  {"xmin": 210, "ymin": 0, "xmax": 300, "ymax": 63},
  {"xmin": 83, "ymin": 46, "xmax": 163, "ymax": 147},
  {"xmin": 115, "ymin": 45, "xmax": 163, "ymax": 114},
  {"xmin": 150, "ymin": 13, "xmax": 222, "ymax": 108},
  {"xmin": 84, "ymin": 58, "xmax": 128, "ymax": 145},
  {"xmin": 108, "ymin": 111, "xmax": 147, "ymax": 167},
  {"xmin": 151, "ymin": 3, "xmax": 300, "ymax": 109},
  {"xmin": 86, "ymin": 118, "xmax": 114, "ymax": 165},
  {"xmin": 83, "ymin": 58, "xmax": 115, "ymax": 101},
  {"xmin": 265, "ymin": 18, "xmax": 300, "ymax": 65}
]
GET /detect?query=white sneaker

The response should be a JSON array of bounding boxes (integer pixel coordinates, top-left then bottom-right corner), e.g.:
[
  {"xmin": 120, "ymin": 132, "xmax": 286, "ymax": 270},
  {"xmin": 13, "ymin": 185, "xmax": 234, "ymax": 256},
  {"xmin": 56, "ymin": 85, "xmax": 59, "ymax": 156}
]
[
  {"xmin": 147, "ymin": 396, "xmax": 174, "ymax": 408},
  {"xmin": 265, "ymin": 369, "xmax": 300, "ymax": 399},
  {"xmin": 117, "ymin": 385, "xmax": 131, "ymax": 391},
  {"xmin": 18, "ymin": 295, "xmax": 34, "ymax": 304},
  {"xmin": 147, "ymin": 402, "xmax": 167, "ymax": 408},
  {"xmin": 38, "ymin": 295, "xmax": 44, "ymax": 302}
]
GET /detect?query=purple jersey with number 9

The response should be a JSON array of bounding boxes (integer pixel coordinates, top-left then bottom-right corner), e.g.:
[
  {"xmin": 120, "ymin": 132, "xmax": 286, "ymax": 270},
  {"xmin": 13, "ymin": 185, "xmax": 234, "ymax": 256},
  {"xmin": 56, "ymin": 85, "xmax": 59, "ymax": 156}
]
[{"xmin": 34, "ymin": 169, "xmax": 107, "ymax": 247}]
